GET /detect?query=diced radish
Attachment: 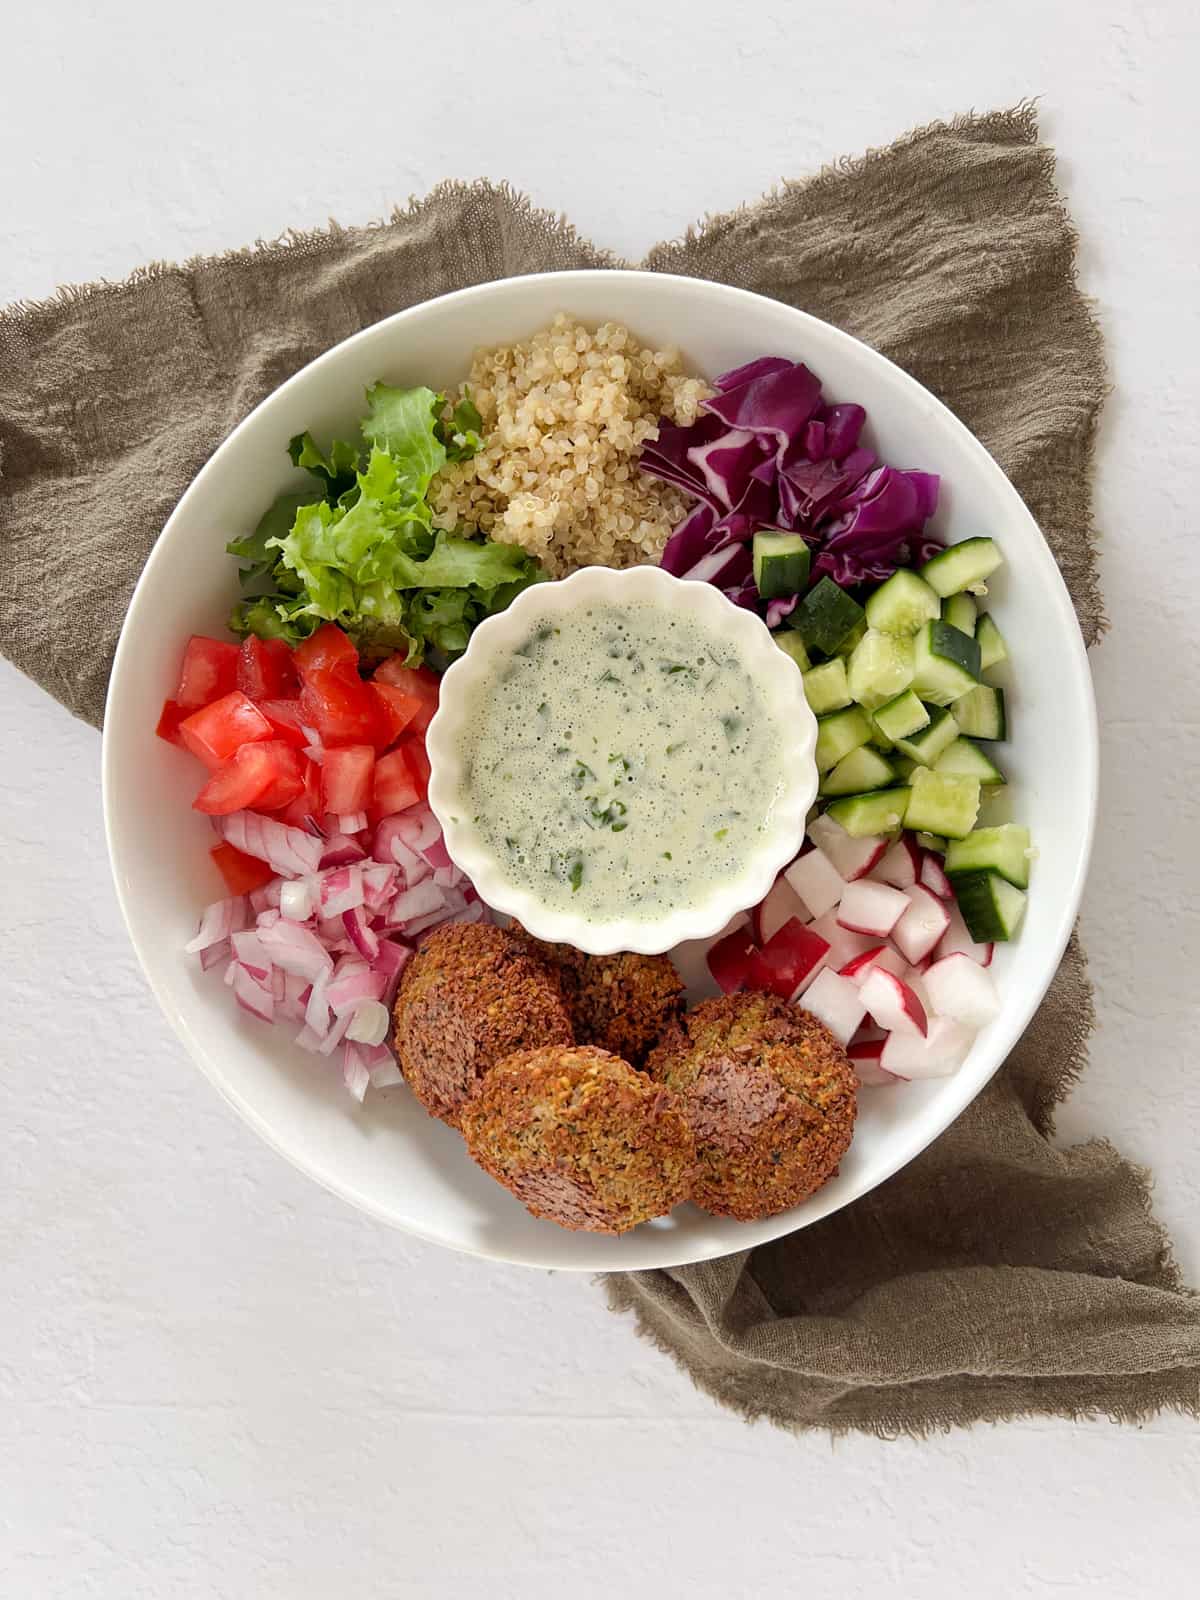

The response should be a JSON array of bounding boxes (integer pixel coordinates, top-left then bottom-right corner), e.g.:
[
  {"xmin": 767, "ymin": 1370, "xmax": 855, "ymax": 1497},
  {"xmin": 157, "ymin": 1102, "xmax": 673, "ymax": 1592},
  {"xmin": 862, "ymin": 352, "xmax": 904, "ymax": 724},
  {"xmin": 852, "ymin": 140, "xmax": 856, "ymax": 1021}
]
[
  {"xmin": 755, "ymin": 875, "xmax": 811, "ymax": 944},
  {"xmin": 839, "ymin": 944, "xmax": 907, "ymax": 987},
  {"xmin": 881, "ymin": 1015, "xmax": 973, "ymax": 1079},
  {"xmin": 936, "ymin": 902, "xmax": 995, "ymax": 967},
  {"xmin": 806, "ymin": 909, "xmax": 877, "ymax": 976},
  {"xmin": 923, "ymin": 953, "xmax": 1001, "ymax": 1028},
  {"xmin": 848, "ymin": 1036, "xmax": 904, "ymax": 1086},
  {"xmin": 919, "ymin": 851, "xmax": 954, "ymax": 900},
  {"xmin": 891, "ymin": 885, "xmax": 952, "ymax": 965},
  {"xmin": 836, "ymin": 879, "xmax": 909, "ymax": 937},
  {"xmin": 848, "ymin": 1022, "xmax": 886, "ymax": 1048},
  {"xmin": 860, "ymin": 967, "xmax": 928, "ymax": 1037},
  {"xmin": 783, "ymin": 848, "xmax": 846, "ymax": 920},
  {"xmin": 706, "ymin": 926, "xmax": 761, "ymax": 994},
  {"xmin": 798, "ymin": 969, "xmax": 866, "ymax": 1045},
  {"xmin": 806, "ymin": 814, "xmax": 888, "ymax": 881},
  {"xmin": 753, "ymin": 917, "xmax": 829, "ymax": 1001},
  {"xmin": 870, "ymin": 834, "xmax": 920, "ymax": 889}
]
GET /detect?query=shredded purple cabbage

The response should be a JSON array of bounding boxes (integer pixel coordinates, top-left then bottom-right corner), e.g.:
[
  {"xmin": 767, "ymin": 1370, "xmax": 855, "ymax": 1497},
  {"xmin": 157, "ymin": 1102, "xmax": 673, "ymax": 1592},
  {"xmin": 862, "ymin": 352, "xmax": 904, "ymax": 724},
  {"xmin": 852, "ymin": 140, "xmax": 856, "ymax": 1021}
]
[{"xmin": 643, "ymin": 358, "xmax": 942, "ymax": 619}]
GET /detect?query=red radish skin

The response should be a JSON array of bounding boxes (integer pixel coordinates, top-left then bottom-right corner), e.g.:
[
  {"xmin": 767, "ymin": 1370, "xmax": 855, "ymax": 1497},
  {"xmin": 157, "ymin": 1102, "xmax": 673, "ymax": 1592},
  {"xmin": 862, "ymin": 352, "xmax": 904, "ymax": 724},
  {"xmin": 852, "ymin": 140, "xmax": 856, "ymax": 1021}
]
[
  {"xmin": 755, "ymin": 875, "xmax": 811, "ymax": 944},
  {"xmin": 919, "ymin": 851, "xmax": 954, "ymax": 900},
  {"xmin": 805, "ymin": 909, "xmax": 877, "ymax": 977},
  {"xmin": 798, "ymin": 969, "xmax": 866, "ymax": 1045},
  {"xmin": 923, "ymin": 952, "xmax": 1001, "ymax": 1028},
  {"xmin": 839, "ymin": 944, "xmax": 907, "ymax": 986},
  {"xmin": 936, "ymin": 902, "xmax": 995, "ymax": 967},
  {"xmin": 860, "ymin": 967, "xmax": 928, "ymax": 1037},
  {"xmin": 753, "ymin": 917, "xmax": 830, "ymax": 1000},
  {"xmin": 706, "ymin": 927, "xmax": 761, "ymax": 994},
  {"xmin": 836, "ymin": 879, "xmax": 910, "ymax": 937},
  {"xmin": 891, "ymin": 885, "xmax": 952, "ymax": 965},
  {"xmin": 848, "ymin": 1038, "xmax": 905, "ymax": 1086},
  {"xmin": 806, "ymin": 814, "xmax": 888, "ymax": 881},
  {"xmin": 881, "ymin": 1016, "xmax": 973, "ymax": 1079},
  {"xmin": 783, "ymin": 848, "xmax": 846, "ymax": 920},
  {"xmin": 871, "ymin": 834, "xmax": 920, "ymax": 889}
]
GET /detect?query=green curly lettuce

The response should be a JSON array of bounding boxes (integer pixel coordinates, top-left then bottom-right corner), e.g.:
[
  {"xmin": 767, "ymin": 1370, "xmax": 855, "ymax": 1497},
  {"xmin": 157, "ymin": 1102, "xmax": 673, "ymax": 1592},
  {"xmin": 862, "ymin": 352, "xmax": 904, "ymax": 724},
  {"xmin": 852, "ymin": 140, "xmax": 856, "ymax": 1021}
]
[{"xmin": 227, "ymin": 383, "xmax": 539, "ymax": 662}]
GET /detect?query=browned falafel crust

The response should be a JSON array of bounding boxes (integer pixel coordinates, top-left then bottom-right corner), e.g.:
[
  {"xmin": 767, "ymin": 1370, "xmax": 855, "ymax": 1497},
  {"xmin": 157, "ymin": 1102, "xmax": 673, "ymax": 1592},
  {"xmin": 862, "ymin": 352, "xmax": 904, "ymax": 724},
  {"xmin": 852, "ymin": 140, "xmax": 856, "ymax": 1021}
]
[
  {"xmin": 644, "ymin": 992, "xmax": 857, "ymax": 1221},
  {"xmin": 392, "ymin": 922, "xmax": 572, "ymax": 1127},
  {"xmin": 508, "ymin": 926, "xmax": 683, "ymax": 1066},
  {"xmin": 460, "ymin": 1045, "xmax": 696, "ymax": 1233}
]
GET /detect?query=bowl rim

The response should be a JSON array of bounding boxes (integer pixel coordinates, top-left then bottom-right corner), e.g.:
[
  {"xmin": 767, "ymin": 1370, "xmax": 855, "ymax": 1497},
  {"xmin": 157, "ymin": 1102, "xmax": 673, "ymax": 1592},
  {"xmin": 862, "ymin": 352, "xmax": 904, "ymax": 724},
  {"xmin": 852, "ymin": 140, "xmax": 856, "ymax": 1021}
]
[
  {"xmin": 101, "ymin": 267, "xmax": 1098, "ymax": 1271},
  {"xmin": 424, "ymin": 563, "xmax": 818, "ymax": 955}
]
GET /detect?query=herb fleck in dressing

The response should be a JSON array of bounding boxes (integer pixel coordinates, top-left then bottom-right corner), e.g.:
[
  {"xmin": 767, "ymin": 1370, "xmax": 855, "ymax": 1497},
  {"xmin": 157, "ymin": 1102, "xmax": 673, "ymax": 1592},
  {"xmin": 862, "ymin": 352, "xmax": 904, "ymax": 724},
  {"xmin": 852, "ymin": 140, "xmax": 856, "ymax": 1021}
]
[{"xmin": 459, "ymin": 604, "xmax": 786, "ymax": 924}]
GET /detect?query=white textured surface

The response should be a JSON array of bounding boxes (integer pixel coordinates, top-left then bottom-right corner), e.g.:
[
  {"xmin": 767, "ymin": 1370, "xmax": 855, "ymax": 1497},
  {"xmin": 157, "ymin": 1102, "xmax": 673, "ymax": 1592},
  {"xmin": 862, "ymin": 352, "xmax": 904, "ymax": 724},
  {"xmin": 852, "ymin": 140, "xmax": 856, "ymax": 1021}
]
[{"xmin": 3, "ymin": 1, "xmax": 1199, "ymax": 1594}]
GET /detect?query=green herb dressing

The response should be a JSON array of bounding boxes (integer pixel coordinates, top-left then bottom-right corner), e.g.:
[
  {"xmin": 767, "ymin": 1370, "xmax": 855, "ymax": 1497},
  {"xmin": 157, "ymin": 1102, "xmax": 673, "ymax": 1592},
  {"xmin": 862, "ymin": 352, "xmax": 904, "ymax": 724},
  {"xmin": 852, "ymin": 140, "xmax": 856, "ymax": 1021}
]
[{"xmin": 459, "ymin": 603, "xmax": 786, "ymax": 924}]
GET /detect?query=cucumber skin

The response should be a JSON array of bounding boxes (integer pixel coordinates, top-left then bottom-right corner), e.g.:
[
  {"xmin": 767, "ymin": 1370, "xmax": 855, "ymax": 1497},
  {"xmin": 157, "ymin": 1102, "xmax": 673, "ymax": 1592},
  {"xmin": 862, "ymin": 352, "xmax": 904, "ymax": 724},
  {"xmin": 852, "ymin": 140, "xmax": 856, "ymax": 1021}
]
[
  {"xmin": 894, "ymin": 705, "xmax": 960, "ymax": 765},
  {"xmin": 911, "ymin": 621, "xmax": 982, "ymax": 705},
  {"xmin": 873, "ymin": 689, "xmax": 929, "ymax": 743},
  {"xmin": 753, "ymin": 533, "xmax": 811, "ymax": 599},
  {"xmin": 820, "ymin": 747, "xmax": 896, "ymax": 797},
  {"xmin": 951, "ymin": 869, "xmax": 1027, "ymax": 941},
  {"xmin": 920, "ymin": 537, "xmax": 1004, "ymax": 599},
  {"xmin": 934, "ymin": 737, "xmax": 1006, "ymax": 787},
  {"xmin": 825, "ymin": 787, "xmax": 912, "ymax": 838},
  {"xmin": 793, "ymin": 577, "xmax": 866, "ymax": 657},
  {"xmin": 945, "ymin": 823, "xmax": 1031, "ymax": 889}
]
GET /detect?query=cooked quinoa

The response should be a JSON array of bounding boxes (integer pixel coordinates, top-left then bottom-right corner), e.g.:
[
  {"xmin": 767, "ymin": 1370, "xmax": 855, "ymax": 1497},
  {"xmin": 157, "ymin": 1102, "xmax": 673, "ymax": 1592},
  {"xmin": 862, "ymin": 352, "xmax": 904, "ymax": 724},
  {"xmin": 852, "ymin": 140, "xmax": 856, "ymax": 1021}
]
[{"xmin": 430, "ymin": 314, "xmax": 710, "ymax": 576}]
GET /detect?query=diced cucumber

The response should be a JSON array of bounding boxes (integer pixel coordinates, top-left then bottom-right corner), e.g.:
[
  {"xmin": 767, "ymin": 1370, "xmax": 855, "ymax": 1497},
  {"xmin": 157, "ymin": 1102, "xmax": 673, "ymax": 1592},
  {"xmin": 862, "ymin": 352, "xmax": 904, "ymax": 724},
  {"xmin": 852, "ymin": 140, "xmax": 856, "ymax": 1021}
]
[
  {"xmin": 872, "ymin": 689, "xmax": 929, "ymax": 743},
  {"xmin": 801, "ymin": 658, "xmax": 852, "ymax": 715},
  {"xmin": 824, "ymin": 787, "xmax": 912, "ymax": 838},
  {"xmin": 915, "ymin": 831, "xmax": 947, "ymax": 853},
  {"xmin": 903, "ymin": 768, "xmax": 981, "ymax": 840},
  {"xmin": 933, "ymin": 737, "xmax": 1006, "ymax": 787},
  {"xmin": 865, "ymin": 569, "xmax": 941, "ymax": 635},
  {"xmin": 832, "ymin": 616, "xmax": 869, "ymax": 660},
  {"xmin": 920, "ymin": 537, "xmax": 1004, "ymax": 598},
  {"xmin": 846, "ymin": 629, "xmax": 915, "ymax": 710},
  {"xmin": 774, "ymin": 629, "xmax": 812, "ymax": 671},
  {"xmin": 911, "ymin": 620, "xmax": 981, "ymax": 705},
  {"xmin": 975, "ymin": 612, "xmax": 1008, "ymax": 673},
  {"xmin": 868, "ymin": 723, "xmax": 895, "ymax": 752},
  {"xmin": 894, "ymin": 705, "xmax": 960, "ymax": 765},
  {"xmin": 945, "ymin": 823, "xmax": 1032, "ymax": 889},
  {"xmin": 951, "ymin": 683, "xmax": 1007, "ymax": 740},
  {"xmin": 820, "ymin": 746, "xmax": 896, "ymax": 797},
  {"xmin": 793, "ymin": 577, "xmax": 866, "ymax": 657},
  {"xmin": 814, "ymin": 705, "xmax": 873, "ymax": 773},
  {"xmin": 892, "ymin": 755, "xmax": 918, "ymax": 779},
  {"xmin": 942, "ymin": 592, "xmax": 977, "ymax": 635},
  {"xmin": 951, "ymin": 870, "xmax": 1027, "ymax": 942},
  {"xmin": 753, "ymin": 531, "xmax": 811, "ymax": 599}
]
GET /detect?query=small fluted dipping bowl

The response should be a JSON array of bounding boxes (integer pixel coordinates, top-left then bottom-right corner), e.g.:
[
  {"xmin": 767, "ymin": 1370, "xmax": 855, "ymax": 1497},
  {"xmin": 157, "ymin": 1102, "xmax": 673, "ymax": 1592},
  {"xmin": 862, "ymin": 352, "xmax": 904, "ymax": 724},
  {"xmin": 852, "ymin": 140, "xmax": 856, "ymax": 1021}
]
[{"xmin": 425, "ymin": 565, "xmax": 818, "ymax": 955}]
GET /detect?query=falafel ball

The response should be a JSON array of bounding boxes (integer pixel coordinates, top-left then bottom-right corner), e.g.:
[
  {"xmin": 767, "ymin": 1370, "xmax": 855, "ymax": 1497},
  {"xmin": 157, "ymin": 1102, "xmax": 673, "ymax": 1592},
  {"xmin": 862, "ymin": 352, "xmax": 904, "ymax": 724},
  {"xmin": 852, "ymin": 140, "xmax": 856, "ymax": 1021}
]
[
  {"xmin": 460, "ymin": 1045, "xmax": 696, "ymax": 1233},
  {"xmin": 509, "ymin": 925, "xmax": 683, "ymax": 1066},
  {"xmin": 392, "ymin": 922, "xmax": 573, "ymax": 1127},
  {"xmin": 644, "ymin": 992, "xmax": 856, "ymax": 1221}
]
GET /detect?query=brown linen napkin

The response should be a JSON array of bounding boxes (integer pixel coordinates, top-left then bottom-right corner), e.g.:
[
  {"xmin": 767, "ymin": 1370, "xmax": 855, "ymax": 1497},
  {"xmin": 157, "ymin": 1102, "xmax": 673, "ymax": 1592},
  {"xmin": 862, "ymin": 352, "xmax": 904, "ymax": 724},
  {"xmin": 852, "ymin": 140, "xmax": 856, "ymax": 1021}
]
[{"xmin": 3, "ymin": 104, "xmax": 1197, "ymax": 1433}]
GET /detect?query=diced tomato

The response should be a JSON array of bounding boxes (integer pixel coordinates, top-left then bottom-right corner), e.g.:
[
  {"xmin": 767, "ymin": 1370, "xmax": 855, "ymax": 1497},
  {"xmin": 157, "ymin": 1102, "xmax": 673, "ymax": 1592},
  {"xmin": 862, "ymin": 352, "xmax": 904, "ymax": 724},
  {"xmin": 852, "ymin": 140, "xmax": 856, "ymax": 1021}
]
[
  {"xmin": 278, "ymin": 757, "xmax": 323, "ymax": 831},
  {"xmin": 321, "ymin": 744, "xmax": 375, "ymax": 815},
  {"xmin": 373, "ymin": 659, "xmax": 440, "ymax": 733},
  {"xmin": 193, "ymin": 740, "xmax": 304, "ymax": 816},
  {"xmin": 210, "ymin": 841, "xmax": 276, "ymax": 895},
  {"xmin": 400, "ymin": 737, "xmax": 431, "ymax": 799},
  {"xmin": 175, "ymin": 636, "xmax": 239, "ymax": 710},
  {"xmin": 256, "ymin": 698, "xmax": 310, "ymax": 749},
  {"xmin": 751, "ymin": 917, "xmax": 831, "ymax": 1000},
  {"xmin": 370, "ymin": 682, "xmax": 421, "ymax": 748},
  {"xmin": 155, "ymin": 699, "xmax": 189, "ymax": 747},
  {"xmin": 371, "ymin": 747, "xmax": 421, "ymax": 818},
  {"xmin": 178, "ymin": 691, "xmax": 274, "ymax": 771},
  {"xmin": 300, "ymin": 670, "xmax": 383, "ymax": 748},
  {"xmin": 294, "ymin": 623, "xmax": 359, "ymax": 683},
  {"xmin": 236, "ymin": 635, "xmax": 298, "ymax": 700}
]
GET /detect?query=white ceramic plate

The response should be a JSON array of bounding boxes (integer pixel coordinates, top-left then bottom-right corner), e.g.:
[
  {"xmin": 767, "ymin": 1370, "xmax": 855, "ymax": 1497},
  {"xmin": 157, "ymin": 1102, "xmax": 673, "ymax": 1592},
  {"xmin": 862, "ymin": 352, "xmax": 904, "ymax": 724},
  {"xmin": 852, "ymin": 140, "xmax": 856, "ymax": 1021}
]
[{"xmin": 102, "ymin": 270, "xmax": 1097, "ymax": 1271}]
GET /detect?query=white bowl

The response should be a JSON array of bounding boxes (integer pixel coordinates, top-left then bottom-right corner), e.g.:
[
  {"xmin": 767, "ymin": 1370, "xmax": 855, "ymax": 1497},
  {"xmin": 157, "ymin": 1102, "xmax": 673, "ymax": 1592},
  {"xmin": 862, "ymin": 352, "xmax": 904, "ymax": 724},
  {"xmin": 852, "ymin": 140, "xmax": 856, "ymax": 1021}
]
[
  {"xmin": 102, "ymin": 269, "xmax": 1097, "ymax": 1272},
  {"xmin": 425, "ymin": 564, "xmax": 817, "ymax": 956}
]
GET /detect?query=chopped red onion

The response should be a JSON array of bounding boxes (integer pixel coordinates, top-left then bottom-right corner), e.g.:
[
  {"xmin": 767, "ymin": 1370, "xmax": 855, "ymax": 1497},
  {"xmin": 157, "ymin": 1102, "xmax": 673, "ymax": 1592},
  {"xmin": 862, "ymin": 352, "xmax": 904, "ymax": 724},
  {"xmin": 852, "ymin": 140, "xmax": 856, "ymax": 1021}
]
[
  {"xmin": 230, "ymin": 961, "xmax": 274, "ymax": 1022},
  {"xmin": 279, "ymin": 878, "xmax": 315, "ymax": 922},
  {"xmin": 337, "ymin": 811, "xmax": 368, "ymax": 834},
  {"xmin": 346, "ymin": 999, "xmax": 390, "ymax": 1047},
  {"xmin": 318, "ymin": 1008, "xmax": 353, "ymax": 1057},
  {"xmin": 341, "ymin": 1042, "xmax": 372, "ymax": 1103},
  {"xmin": 342, "ymin": 906, "xmax": 380, "ymax": 962},
  {"xmin": 318, "ymin": 863, "xmax": 365, "ymax": 917},
  {"xmin": 390, "ymin": 878, "xmax": 446, "ymax": 925},
  {"xmin": 199, "ymin": 938, "xmax": 231, "ymax": 972},
  {"xmin": 256, "ymin": 918, "xmax": 334, "ymax": 983},
  {"xmin": 231, "ymin": 929, "xmax": 273, "ymax": 980},
  {"xmin": 319, "ymin": 833, "xmax": 368, "ymax": 869},
  {"xmin": 215, "ymin": 812, "xmax": 324, "ymax": 878},
  {"xmin": 185, "ymin": 895, "xmax": 249, "ymax": 954}
]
